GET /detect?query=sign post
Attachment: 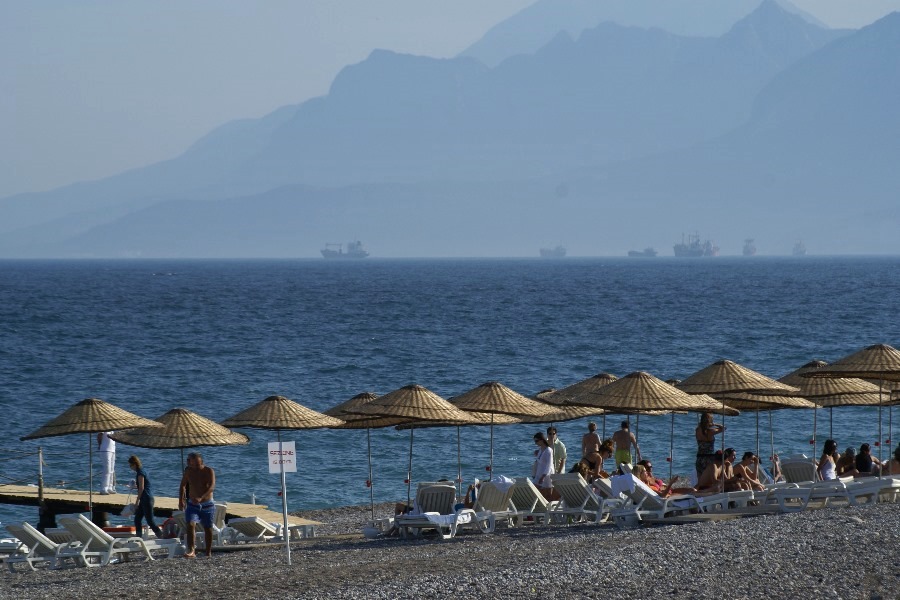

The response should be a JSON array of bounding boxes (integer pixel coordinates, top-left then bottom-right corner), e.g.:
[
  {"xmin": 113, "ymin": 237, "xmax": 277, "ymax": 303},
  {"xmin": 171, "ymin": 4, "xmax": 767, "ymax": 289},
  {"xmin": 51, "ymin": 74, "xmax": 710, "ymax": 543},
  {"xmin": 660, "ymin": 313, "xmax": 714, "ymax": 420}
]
[{"xmin": 269, "ymin": 435, "xmax": 296, "ymax": 565}]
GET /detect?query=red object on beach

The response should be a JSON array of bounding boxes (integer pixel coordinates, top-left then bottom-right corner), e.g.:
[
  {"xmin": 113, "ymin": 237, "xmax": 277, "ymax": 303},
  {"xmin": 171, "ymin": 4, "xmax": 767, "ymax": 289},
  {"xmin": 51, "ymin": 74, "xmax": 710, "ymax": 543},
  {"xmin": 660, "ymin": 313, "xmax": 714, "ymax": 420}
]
[
  {"xmin": 403, "ymin": 479, "xmax": 409, "ymax": 484},
  {"xmin": 103, "ymin": 526, "xmax": 135, "ymax": 535},
  {"xmin": 365, "ymin": 480, "xmax": 371, "ymax": 487},
  {"xmin": 666, "ymin": 457, "xmax": 671, "ymax": 462},
  {"xmin": 809, "ymin": 439, "xmax": 815, "ymax": 444},
  {"xmin": 485, "ymin": 466, "xmax": 491, "ymax": 472},
  {"xmin": 874, "ymin": 441, "xmax": 880, "ymax": 446}
]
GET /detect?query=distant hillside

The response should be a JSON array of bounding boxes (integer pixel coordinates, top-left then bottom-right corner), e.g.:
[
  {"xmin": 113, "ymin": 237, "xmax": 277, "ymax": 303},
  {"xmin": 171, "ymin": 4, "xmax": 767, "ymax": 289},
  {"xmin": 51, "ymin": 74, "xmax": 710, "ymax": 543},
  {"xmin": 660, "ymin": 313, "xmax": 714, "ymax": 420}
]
[
  {"xmin": 458, "ymin": 0, "xmax": 823, "ymax": 67},
  {"xmin": 2, "ymin": 3, "xmax": 894, "ymax": 258}
]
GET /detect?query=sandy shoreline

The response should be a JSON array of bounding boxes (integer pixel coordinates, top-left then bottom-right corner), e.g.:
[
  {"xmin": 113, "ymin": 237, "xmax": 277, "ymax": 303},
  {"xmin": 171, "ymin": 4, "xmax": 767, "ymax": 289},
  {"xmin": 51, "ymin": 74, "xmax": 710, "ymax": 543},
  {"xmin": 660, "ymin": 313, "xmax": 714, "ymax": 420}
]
[{"xmin": 3, "ymin": 501, "xmax": 898, "ymax": 599}]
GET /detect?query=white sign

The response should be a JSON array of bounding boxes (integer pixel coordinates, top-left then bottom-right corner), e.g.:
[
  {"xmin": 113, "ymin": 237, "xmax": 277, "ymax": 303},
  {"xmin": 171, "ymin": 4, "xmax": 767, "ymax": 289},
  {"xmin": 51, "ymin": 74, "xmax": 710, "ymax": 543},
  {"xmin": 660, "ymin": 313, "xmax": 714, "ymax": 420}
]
[{"xmin": 268, "ymin": 441, "xmax": 297, "ymax": 474}]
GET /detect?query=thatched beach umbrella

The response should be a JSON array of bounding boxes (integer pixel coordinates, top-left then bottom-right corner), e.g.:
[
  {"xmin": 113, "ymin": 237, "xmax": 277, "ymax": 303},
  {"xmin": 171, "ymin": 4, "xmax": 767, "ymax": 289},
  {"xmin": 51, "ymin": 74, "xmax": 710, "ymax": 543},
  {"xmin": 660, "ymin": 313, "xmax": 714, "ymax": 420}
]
[
  {"xmin": 21, "ymin": 398, "xmax": 162, "ymax": 520},
  {"xmin": 563, "ymin": 371, "xmax": 737, "ymax": 480},
  {"xmin": 350, "ymin": 384, "xmax": 481, "ymax": 506},
  {"xmin": 450, "ymin": 382, "xmax": 554, "ymax": 473},
  {"xmin": 801, "ymin": 344, "xmax": 900, "ymax": 467},
  {"xmin": 110, "ymin": 407, "xmax": 250, "ymax": 468},
  {"xmin": 677, "ymin": 359, "xmax": 801, "ymax": 481},
  {"xmin": 779, "ymin": 360, "xmax": 886, "ymax": 438},
  {"xmin": 396, "ymin": 411, "xmax": 520, "ymax": 497},
  {"xmin": 324, "ymin": 392, "xmax": 411, "ymax": 519},
  {"xmin": 542, "ymin": 373, "xmax": 619, "ymax": 406},
  {"xmin": 222, "ymin": 395, "xmax": 344, "ymax": 565}
]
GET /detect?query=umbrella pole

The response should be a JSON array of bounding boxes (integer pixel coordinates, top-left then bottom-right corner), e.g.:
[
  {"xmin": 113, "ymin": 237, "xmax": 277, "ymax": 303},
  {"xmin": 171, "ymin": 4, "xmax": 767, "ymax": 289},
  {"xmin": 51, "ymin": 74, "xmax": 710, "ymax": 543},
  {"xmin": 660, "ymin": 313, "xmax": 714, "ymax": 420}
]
[
  {"xmin": 668, "ymin": 413, "xmax": 675, "ymax": 483},
  {"xmin": 635, "ymin": 414, "xmax": 639, "ymax": 445},
  {"xmin": 602, "ymin": 415, "xmax": 606, "ymax": 439},
  {"xmin": 457, "ymin": 426, "xmax": 462, "ymax": 500},
  {"xmin": 829, "ymin": 407, "xmax": 833, "ymax": 439},
  {"xmin": 812, "ymin": 407, "xmax": 818, "ymax": 460},
  {"xmin": 88, "ymin": 434, "xmax": 93, "ymax": 520},
  {"xmin": 278, "ymin": 430, "xmax": 291, "ymax": 566},
  {"xmin": 367, "ymin": 428, "xmax": 374, "ymax": 521},
  {"xmin": 407, "ymin": 428, "xmax": 414, "ymax": 508},
  {"xmin": 489, "ymin": 414, "xmax": 495, "ymax": 475},
  {"xmin": 769, "ymin": 410, "xmax": 775, "ymax": 479},
  {"xmin": 756, "ymin": 410, "xmax": 760, "ymax": 464},
  {"xmin": 878, "ymin": 381, "xmax": 884, "ymax": 477}
]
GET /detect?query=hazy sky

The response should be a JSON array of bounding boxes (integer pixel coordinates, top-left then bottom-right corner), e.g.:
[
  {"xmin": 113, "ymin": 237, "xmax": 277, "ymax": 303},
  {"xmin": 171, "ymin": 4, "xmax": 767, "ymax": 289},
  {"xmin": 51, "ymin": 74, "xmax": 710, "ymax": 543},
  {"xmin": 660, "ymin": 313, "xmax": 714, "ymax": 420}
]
[{"xmin": 3, "ymin": 0, "xmax": 898, "ymax": 198}]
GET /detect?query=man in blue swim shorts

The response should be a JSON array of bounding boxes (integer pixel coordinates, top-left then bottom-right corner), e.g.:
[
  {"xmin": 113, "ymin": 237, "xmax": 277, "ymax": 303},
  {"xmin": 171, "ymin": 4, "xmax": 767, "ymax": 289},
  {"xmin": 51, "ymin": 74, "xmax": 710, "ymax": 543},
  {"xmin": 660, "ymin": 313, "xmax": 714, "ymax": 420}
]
[{"xmin": 179, "ymin": 452, "xmax": 216, "ymax": 557}]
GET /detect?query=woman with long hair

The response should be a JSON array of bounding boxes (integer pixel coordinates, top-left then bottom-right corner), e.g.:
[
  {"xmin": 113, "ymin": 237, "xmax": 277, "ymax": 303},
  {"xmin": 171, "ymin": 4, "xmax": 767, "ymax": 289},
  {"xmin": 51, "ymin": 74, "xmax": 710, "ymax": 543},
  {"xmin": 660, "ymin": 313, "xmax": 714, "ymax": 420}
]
[
  {"xmin": 817, "ymin": 439, "xmax": 839, "ymax": 481},
  {"xmin": 695, "ymin": 412, "xmax": 725, "ymax": 478},
  {"xmin": 128, "ymin": 455, "xmax": 163, "ymax": 538}
]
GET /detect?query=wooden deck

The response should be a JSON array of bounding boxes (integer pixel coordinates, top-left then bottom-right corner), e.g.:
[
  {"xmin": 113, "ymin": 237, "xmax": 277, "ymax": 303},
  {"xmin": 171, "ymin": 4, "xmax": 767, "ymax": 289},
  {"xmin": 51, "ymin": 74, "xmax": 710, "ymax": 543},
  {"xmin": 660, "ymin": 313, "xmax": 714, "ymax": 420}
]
[{"xmin": 0, "ymin": 484, "xmax": 320, "ymax": 527}]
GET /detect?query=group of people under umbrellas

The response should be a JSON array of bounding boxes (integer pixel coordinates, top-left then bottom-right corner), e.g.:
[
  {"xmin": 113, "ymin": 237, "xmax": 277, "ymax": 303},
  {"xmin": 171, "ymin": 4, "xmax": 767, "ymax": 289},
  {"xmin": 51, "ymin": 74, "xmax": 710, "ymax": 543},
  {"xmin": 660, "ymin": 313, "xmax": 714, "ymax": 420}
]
[{"xmin": 19, "ymin": 343, "xmax": 900, "ymax": 562}]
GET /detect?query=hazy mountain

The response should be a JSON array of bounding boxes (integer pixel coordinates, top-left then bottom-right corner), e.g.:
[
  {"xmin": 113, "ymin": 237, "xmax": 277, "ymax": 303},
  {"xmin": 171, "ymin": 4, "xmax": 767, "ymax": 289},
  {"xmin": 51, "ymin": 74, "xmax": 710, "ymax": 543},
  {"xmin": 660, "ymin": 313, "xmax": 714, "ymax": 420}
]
[
  {"xmin": 1, "ymin": 3, "xmax": 890, "ymax": 258},
  {"xmin": 459, "ymin": 0, "xmax": 824, "ymax": 67}
]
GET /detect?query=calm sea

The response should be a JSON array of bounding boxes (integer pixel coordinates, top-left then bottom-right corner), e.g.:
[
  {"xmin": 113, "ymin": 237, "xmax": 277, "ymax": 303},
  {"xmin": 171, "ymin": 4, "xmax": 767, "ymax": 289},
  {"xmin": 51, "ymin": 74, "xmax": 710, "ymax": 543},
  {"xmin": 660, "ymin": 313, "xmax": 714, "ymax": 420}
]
[{"xmin": 1, "ymin": 257, "xmax": 898, "ymax": 525}]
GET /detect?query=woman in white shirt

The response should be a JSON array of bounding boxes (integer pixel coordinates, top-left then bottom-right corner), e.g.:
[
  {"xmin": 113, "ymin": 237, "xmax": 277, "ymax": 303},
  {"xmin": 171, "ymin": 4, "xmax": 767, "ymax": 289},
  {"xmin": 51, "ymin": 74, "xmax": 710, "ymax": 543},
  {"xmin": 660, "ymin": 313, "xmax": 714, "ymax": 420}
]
[
  {"xmin": 817, "ymin": 439, "xmax": 839, "ymax": 481},
  {"xmin": 531, "ymin": 432, "xmax": 555, "ymax": 491}
]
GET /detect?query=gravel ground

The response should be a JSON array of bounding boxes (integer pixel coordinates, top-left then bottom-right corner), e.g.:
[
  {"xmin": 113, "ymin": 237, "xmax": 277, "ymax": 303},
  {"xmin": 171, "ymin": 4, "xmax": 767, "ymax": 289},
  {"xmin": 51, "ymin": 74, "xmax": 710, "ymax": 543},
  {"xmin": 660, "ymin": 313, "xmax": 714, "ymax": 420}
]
[{"xmin": 3, "ymin": 502, "xmax": 898, "ymax": 600}]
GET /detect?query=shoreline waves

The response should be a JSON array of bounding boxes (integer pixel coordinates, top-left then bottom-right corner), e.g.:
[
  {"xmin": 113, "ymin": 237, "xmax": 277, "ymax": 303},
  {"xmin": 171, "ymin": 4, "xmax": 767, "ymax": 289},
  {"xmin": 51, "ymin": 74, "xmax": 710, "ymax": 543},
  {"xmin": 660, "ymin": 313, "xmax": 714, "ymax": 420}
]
[{"xmin": 3, "ymin": 502, "xmax": 898, "ymax": 599}]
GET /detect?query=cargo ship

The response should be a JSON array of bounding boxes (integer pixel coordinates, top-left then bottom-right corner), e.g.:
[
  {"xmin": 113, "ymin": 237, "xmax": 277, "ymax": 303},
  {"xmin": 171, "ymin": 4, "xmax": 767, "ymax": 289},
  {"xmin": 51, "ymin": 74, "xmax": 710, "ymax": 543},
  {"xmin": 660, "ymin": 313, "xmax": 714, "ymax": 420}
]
[
  {"xmin": 321, "ymin": 241, "xmax": 369, "ymax": 259},
  {"xmin": 743, "ymin": 238, "xmax": 757, "ymax": 256},
  {"xmin": 673, "ymin": 233, "xmax": 718, "ymax": 257},
  {"xmin": 627, "ymin": 247, "xmax": 658, "ymax": 258},
  {"xmin": 539, "ymin": 246, "xmax": 566, "ymax": 258},
  {"xmin": 792, "ymin": 241, "xmax": 807, "ymax": 256}
]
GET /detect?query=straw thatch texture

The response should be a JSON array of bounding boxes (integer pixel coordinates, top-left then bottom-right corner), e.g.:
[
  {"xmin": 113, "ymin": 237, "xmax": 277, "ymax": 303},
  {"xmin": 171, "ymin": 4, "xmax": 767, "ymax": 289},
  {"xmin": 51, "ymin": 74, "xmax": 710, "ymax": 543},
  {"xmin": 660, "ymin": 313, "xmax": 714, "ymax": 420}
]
[
  {"xmin": 221, "ymin": 395, "xmax": 344, "ymax": 430},
  {"xmin": 676, "ymin": 360, "xmax": 799, "ymax": 397},
  {"xmin": 450, "ymin": 381, "xmax": 553, "ymax": 417},
  {"xmin": 802, "ymin": 344, "xmax": 900, "ymax": 382},
  {"xmin": 778, "ymin": 360, "xmax": 887, "ymax": 407},
  {"xmin": 324, "ymin": 392, "xmax": 411, "ymax": 429},
  {"xmin": 395, "ymin": 411, "xmax": 521, "ymax": 430},
  {"xmin": 350, "ymin": 384, "xmax": 481, "ymax": 424},
  {"xmin": 541, "ymin": 373, "xmax": 618, "ymax": 406},
  {"xmin": 717, "ymin": 392, "xmax": 817, "ymax": 411},
  {"xmin": 518, "ymin": 405, "xmax": 606, "ymax": 424},
  {"xmin": 21, "ymin": 398, "xmax": 162, "ymax": 440},
  {"xmin": 564, "ymin": 371, "xmax": 739, "ymax": 414},
  {"xmin": 110, "ymin": 408, "xmax": 250, "ymax": 449}
]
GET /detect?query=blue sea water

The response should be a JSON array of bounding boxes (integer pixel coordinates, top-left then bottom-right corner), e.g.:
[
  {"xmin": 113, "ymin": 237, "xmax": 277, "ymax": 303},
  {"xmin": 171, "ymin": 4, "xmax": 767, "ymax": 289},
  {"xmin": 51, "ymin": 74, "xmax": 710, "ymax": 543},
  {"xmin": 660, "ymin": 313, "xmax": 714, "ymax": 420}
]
[{"xmin": 1, "ymin": 256, "xmax": 899, "ymax": 525}]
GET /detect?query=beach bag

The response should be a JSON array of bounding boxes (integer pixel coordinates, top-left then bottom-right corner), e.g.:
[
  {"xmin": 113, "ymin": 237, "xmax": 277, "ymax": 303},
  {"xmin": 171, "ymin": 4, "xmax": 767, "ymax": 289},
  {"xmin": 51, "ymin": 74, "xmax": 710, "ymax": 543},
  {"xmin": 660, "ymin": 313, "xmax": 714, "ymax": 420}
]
[{"xmin": 120, "ymin": 491, "xmax": 136, "ymax": 518}]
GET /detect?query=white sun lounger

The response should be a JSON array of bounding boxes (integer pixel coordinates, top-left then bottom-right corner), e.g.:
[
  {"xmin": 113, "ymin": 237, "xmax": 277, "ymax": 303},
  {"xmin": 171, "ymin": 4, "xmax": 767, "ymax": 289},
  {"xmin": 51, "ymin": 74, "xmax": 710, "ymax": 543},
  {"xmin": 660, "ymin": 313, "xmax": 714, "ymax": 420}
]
[
  {"xmin": 549, "ymin": 473, "xmax": 622, "ymax": 523},
  {"xmin": 58, "ymin": 514, "xmax": 154, "ymax": 567},
  {"xmin": 473, "ymin": 480, "xmax": 518, "ymax": 526},
  {"xmin": 3, "ymin": 523, "xmax": 63, "ymax": 571},
  {"xmin": 509, "ymin": 477, "xmax": 554, "ymax": 525},
  {"xmin": 227, "ymin": 516, "xmax": 278, "ymax": 543},
  {"xmin": 608, "ymin": 474, "xmax": 701, "ymax": 527}
]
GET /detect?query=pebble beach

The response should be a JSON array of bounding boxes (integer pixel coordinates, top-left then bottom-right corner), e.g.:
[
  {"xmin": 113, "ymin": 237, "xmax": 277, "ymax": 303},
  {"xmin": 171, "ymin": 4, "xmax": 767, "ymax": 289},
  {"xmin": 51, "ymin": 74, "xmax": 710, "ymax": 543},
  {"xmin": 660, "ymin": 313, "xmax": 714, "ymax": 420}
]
[{"xmin": 3, "ymin": 502, "xmax": 898, "ymax": 600}]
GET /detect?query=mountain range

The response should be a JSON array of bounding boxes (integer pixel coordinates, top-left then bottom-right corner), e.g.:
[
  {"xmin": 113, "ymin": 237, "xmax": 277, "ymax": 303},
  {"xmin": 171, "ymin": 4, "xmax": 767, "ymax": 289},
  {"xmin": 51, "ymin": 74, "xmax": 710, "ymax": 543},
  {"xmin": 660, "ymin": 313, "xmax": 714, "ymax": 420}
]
[{"xmin": 1, "ymin": 0, "xmax": 897, "ymax": 257}]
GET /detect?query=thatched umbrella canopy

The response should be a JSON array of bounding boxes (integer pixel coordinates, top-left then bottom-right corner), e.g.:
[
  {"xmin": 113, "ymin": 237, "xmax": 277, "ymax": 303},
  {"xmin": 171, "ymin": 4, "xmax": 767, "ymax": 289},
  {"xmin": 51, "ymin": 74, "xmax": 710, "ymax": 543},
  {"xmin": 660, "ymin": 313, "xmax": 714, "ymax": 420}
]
[
  {"xmin": 222, "ymin": 396, "xmax": 343, "ymax": 566},
  {"xmin": 111, "ymin": 408, "xmax": 250, "ymax": 449},
  {"xmin": 676, "ymin": 360, "xmax": 799, "ymax": 397},
  {"xmin": 542, "ymin": 373, "xmax": 618, "ymax": 406},
  {"xmin": 21, "ymin": 398, "xmax": 163, "ymax": 519},
  {"xmin": 801, "ymin": 344, "xmax": 900, "ymax": 466},
  {"xmin": 323, "ymin": 392, "xmax": 411, "ymax": 519},
  {"xmin": 349, "ymin": 384, "xmax": 480, "ymax": 505},
  {"xmin": 449, "ymin": 382, "xmax": 553, "ymax": 474}
]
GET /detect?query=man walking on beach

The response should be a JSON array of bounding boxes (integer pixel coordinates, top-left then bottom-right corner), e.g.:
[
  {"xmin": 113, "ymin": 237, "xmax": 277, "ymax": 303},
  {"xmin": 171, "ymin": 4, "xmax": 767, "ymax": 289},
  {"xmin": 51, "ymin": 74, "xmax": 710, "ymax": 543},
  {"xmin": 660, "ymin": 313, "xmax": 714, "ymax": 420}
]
[
  {"xmin": 97, "ymin": 431, "xmax": 116, "ymax": 494},
  {"xmin": 179, "ymin": 452, "xmax": 216, "ymax": 558},
  {"xmin": 612, "ymin": 420, "xmax": 641, "ymax": 467},
  {"xmin": 581, "ymin": 422, "xmax": 601, "ymax": 458},
  {"xmin": 547, "ymin": 427, "xmax": 567, "ymax": 474}
]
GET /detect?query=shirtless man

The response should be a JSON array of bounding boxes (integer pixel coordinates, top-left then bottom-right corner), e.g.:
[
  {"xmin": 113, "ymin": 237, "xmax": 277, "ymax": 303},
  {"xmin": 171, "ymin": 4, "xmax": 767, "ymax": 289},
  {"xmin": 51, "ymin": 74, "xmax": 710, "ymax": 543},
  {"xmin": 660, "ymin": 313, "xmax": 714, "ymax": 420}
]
[
  {"xmin": 179, "ymin": 452, "xmax": 216, "ymax": 557},
  {"xmin": 611, "ymin": 420, "xmax": 641, "ymax": 467},
  {"xmin": 694, "ymin": 452, "xmax": 726, "ymax": 495},
  {"xmin": 581, "ymin": 422, "xmax": 601, "ymax": 458}
]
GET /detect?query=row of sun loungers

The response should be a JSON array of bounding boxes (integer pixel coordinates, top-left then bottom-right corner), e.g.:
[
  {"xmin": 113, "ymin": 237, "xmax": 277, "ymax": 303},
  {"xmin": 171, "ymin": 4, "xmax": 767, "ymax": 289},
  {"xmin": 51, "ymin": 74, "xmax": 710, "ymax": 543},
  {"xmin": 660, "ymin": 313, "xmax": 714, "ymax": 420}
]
[{"xmin": 379, "ymin": 468, "xmax": 900, "ymax": 540}]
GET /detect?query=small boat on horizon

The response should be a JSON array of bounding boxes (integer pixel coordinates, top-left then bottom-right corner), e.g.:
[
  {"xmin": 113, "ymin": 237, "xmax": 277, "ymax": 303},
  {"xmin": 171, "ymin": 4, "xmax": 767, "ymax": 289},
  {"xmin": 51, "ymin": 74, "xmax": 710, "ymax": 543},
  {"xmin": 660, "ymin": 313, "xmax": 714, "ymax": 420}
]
[
  {"xmin": 627, "ymin": 247, "xmax": 658, "ymax": 258},
  {"xmin": 539, "ymin": 246, "xmax": 566, "ymax": 258},
  {"xmin": 792, "ymin": 240, "xmax": 807, "ymax": 256},
  {"xmin": 321, "ymin": 241, "xmax": 369, "ymax": 259},
  {"xmin": 743, "ymin": 238, "xmax": 757, "ymax": 256}
]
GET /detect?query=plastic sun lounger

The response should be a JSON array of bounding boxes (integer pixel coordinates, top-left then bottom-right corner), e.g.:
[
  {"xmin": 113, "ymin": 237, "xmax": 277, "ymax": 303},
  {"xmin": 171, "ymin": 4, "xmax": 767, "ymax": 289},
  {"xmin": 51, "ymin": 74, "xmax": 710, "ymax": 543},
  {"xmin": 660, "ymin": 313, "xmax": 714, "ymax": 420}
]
[
  {"xmin": 173, "ymin": 502, "xmax": 229, "ymax": 547},
  {"xmin": 3, "ymin": 522, "xmax": 63, "ymax": 572},
  {"xmin": 473, "ymin": 481, "xmax": 519, "ymax": 527},
  {"xmin": 608, "ymin": 474, "xmax": 702, "ymax": 528},
  {"xmin": 779, "ymin": 456, "xmax": 819, "ymax": 484},
  {"xmin": 226, "ymin": 516, "xmax": 278, "ymax": 543},
  {"xmin": 549, "ymin": 473, "xmax": 621, "ymax": 524},
  {"xmin": 509, "ymin": 478, "xmax": 554, "ymax": 525},
  {"xmin": 773, "ymin": 477, "xmax": 855, "ymax": 512},
  {"xmin": 58, "ymin": 514, "xmax": 154, "ymax": 567}
]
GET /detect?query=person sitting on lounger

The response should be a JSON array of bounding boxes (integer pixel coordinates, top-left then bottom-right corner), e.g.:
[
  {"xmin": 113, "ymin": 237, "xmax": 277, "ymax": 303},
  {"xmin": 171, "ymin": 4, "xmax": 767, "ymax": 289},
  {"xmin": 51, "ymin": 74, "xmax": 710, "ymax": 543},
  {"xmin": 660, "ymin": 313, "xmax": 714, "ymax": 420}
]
[
  {"xmin": 836, "ymin": 447, "xmax": 860, "ymax": 478},
  {"xmin": 817, "ymin": 440, "xmax": 840, "ymax": 481},
  {"xmin": 693, "ymin": 451, "xmax": 727, "ymax": 495},
  {"xmin": 636, "ymin": 459, "xmax": 666, "ymax": 493},
  {"xmin": 855, "ymin": 443, "xmax": 882, "ymax": 477},
  {"xmin": 733, "ymin": 452, "xmax": 766, "ymax": 491},
  {"xmin": 883, "ymin": 444, "xmax": 900, "ymax": 476}
]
